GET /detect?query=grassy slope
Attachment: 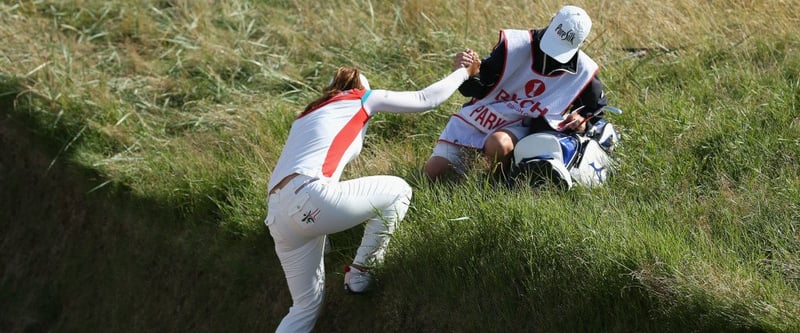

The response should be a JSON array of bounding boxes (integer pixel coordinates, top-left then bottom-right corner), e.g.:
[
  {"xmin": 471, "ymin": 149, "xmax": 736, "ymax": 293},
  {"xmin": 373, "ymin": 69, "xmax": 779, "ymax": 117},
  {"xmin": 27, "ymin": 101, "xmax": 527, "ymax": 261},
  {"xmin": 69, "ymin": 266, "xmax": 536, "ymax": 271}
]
[
  {"xmin": 0, "ymin": 116, "xmax": 279, "ymax": 332},
  {"xmin": 1, "ymin": 0, "xmax": 799, "ymax": 332}
]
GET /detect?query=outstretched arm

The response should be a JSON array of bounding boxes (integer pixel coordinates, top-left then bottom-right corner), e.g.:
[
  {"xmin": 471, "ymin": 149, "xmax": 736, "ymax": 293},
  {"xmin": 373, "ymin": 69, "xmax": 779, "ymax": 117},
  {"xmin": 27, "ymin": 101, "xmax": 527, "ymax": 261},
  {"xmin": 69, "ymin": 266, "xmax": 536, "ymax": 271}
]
[{"xmin": 364, "ymin": 55, "xmax": 480, "ymax": 114}]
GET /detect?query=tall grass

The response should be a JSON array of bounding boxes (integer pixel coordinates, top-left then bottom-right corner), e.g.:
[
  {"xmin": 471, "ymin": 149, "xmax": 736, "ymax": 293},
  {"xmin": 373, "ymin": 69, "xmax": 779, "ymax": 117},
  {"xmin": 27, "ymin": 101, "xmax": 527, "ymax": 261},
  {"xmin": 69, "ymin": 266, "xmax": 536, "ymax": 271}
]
[{"xmin": 1, "ymin": 0, "xmax": 799, "ymax": 331}]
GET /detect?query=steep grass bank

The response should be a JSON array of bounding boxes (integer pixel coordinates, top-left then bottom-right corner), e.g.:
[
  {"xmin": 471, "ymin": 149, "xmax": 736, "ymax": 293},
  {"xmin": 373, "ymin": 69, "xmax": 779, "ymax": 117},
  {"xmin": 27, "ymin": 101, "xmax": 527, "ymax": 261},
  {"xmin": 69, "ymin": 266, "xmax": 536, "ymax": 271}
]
[
  {"xmin": 0, "ymin": 113, "xmax": 289, "ymax": 332},
  {"xmin": 6, "ymin": 112, "xmax": 792, "ymax": 332},
  {"xmin": 1, "ymin": 0, "xmax": 799, "ymax": 332}
]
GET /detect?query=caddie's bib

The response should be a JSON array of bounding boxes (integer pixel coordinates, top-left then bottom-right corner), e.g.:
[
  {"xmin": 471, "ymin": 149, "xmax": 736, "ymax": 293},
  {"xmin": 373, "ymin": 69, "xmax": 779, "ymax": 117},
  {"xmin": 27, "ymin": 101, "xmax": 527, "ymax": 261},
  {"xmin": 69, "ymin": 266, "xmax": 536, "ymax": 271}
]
[{"xmin": 439, "ymin": 29, "xmax": 599, "ymax": 149}]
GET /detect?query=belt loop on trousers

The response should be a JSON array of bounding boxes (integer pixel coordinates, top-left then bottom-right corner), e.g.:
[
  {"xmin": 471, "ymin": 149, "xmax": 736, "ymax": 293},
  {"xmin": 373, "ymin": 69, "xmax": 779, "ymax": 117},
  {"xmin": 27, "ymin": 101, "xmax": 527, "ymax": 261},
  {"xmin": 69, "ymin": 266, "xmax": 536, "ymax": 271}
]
[
  {"xmin": 269, "ymin": 173, "xmax": 300, "ymax": 195},
  {"xmin": 269, "ymin": 173, "xmax": 321, "ymax": 196},
  {"xmin": 294, "ymin": 177, "xmax": 320, "ymax": 194}
]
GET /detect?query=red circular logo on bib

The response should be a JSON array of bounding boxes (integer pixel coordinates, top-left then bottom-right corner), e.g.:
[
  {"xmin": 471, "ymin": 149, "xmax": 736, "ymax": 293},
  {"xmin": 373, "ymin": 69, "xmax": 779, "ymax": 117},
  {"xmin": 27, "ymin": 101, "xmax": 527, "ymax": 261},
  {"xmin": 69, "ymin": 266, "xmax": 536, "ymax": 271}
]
[{"xmin": 524, "ymin": 79, "xmax": 546, "ymax": 98}]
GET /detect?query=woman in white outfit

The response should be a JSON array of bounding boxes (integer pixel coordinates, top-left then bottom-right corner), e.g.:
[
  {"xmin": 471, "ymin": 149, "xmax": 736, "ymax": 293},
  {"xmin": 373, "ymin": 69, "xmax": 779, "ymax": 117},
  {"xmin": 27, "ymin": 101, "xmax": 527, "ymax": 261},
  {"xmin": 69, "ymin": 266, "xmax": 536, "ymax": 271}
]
[{"xmin": 266, "ymin": 58, "xmax": 479, "ymax": 333}]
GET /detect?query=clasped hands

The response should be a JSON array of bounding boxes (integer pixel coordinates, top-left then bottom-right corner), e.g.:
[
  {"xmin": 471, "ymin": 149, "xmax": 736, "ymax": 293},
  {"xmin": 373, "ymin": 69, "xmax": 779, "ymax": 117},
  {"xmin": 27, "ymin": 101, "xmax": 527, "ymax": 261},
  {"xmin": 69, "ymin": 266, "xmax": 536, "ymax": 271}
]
[{"xmin": 453, "ymin": 48, "xmax": 481, "ymax": 76}]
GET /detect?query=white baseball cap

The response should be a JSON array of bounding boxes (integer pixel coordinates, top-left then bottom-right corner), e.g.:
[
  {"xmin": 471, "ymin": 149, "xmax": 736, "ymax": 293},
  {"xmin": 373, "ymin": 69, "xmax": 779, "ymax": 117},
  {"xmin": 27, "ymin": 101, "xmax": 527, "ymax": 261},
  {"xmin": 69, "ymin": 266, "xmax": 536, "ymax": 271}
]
[{"xmin": 540, "ymin": 5, "xmax": 592, "ymax": 63}]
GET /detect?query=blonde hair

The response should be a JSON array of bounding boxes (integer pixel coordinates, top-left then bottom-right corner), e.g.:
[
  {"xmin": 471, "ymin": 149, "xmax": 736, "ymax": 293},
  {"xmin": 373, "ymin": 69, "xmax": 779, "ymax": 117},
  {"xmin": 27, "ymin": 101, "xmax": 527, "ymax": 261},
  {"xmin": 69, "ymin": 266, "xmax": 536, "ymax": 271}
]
[{"xmin": 304, "ymin": 67, "xmax": 367, "ymax": 112}]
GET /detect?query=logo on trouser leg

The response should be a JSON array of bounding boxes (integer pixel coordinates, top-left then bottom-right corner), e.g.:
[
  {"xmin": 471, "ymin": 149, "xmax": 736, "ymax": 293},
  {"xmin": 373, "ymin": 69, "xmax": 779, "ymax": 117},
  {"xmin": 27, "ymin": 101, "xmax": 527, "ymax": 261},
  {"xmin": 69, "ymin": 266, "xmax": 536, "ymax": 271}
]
[{"xmin": 302, "ymin": 209, "xmax": 320, "ymax": 224}]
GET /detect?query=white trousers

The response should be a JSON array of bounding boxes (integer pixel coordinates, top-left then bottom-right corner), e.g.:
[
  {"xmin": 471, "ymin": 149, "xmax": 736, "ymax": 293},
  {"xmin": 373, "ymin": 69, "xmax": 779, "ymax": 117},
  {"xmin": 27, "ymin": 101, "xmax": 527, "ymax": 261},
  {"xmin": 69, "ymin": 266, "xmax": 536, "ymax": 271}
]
[{"xmin": 265, "ymin": 174, "xmax": 412, "ymax": 333}]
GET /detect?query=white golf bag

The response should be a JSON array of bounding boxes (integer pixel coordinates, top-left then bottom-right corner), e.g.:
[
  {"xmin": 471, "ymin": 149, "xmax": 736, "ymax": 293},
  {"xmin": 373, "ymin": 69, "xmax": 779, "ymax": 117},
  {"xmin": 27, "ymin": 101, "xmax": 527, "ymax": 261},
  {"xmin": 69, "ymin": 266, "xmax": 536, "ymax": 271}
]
[{"xmin": 509, "ymin": 108, "xmax": 621, "ymax": 190}]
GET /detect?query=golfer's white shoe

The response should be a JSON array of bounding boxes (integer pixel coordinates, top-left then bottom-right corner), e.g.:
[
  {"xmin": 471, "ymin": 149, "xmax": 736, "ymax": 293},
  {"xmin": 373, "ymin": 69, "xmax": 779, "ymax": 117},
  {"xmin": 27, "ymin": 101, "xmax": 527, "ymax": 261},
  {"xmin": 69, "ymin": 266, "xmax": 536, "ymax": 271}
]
[{"xmin": 344, "ymin": 265, "xmax": 373, "ymax": 294}]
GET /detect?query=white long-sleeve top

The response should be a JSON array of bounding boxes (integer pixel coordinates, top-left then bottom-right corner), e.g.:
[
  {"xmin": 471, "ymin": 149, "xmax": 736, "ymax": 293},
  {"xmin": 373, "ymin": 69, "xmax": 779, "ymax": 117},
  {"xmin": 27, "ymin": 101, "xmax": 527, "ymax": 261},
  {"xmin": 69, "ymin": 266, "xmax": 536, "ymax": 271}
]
[{"xmin": 268, "ymin": 67, "xmax": 469, "ymax": 191}]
